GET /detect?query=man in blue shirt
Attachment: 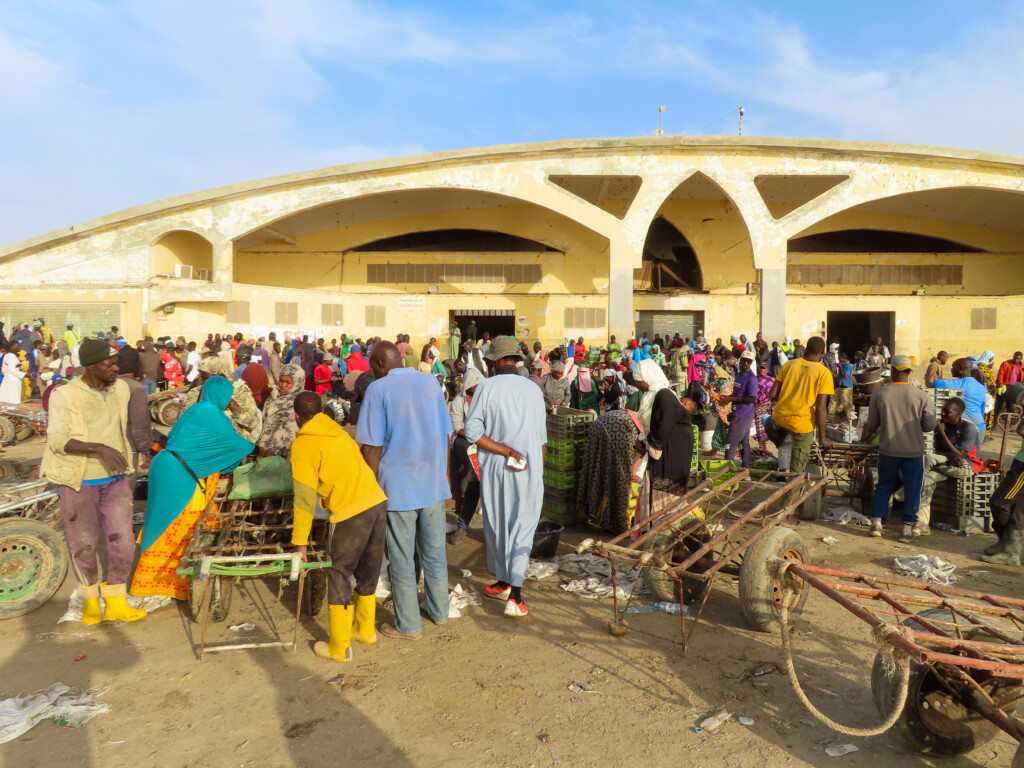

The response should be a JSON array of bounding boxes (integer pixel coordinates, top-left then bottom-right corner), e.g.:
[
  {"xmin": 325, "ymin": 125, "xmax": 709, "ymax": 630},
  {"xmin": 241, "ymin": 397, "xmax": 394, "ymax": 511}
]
[
  {"xmin": 931, "ymin": 357, "xmax": 987, "ymax": 452},
  {"xmin": 829, "ymin": 352, "xmax": 856, "ymax": 423},
  {"xmin": 357, "ymin": 341, "xmax": 453, "ymax": 640}
]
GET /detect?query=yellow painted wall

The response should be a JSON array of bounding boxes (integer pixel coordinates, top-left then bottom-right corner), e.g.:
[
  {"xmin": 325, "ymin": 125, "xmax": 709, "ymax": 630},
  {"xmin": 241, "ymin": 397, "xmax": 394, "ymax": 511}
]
[{"xmin": 656, "ymin": 200, "xmax": 758, "ymax": 291}]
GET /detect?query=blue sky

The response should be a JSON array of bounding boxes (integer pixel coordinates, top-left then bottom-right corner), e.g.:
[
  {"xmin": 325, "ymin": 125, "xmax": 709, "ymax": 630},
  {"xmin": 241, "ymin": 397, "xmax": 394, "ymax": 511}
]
[{"xmin": 2, "ymin": 0, "xmax": 1022, "ymax": 246}]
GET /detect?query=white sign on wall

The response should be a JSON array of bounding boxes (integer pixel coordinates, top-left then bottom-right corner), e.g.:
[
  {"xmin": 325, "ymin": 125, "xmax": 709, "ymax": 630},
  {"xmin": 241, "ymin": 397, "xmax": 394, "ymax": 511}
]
[{"xmin": 397, "ymin": 296, "xmax": 426, "ymax": 311}]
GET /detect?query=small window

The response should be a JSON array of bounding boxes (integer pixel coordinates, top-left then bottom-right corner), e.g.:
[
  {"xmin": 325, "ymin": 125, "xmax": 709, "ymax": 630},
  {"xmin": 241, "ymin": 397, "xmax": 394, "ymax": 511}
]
[
  {"xmin": 275, "ymin": 302, "xmax": 298, "ymax": 325},
  {"xmin": 322, "ymin": 304, "xmax": 344, "ymax": 326},
  {"xmin": 226, "ymin": 300, "xmax": 250, "ymax": 324},
  {"xmin": 971, "ymin": 307, "xmax": 997, "ymax": 330},
  {"xmin": 366, "ymin": 305, "xmax": 386, "ymax": 326}
]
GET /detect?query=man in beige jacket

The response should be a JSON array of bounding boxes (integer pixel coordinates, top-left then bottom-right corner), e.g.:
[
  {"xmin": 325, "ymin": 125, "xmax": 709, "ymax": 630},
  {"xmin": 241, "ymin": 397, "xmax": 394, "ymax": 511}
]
[{"xmin": 41, "ymin": 339, "xmax": 147, "ymax": 625}]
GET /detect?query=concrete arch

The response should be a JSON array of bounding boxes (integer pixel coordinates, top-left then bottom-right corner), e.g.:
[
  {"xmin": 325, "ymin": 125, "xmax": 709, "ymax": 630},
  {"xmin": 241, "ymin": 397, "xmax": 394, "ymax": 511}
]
[{"xmin": 150, "ymin": 229, "xmax": 214, "ymax": 280}]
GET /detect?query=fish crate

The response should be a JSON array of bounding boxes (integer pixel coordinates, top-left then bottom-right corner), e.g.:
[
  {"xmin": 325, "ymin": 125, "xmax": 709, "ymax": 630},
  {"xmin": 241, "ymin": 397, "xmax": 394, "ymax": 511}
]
[
  {"xmin": 545, "ymin": 438, "xmax": 584, "ymax": 469},
  {"xmin": 931, "ymin": 388, "xmax": 964, "ymax": 408},
  {"xmin": 547, "ymin": 407, "xmax": 597, "ymax": 441},
  {"xmin": 543, "ymin": 465, "xmax": 579, "ymax": 490},
  {"xmin": 541, "ymin": 498, "xmax": 584, "ymax": 526},
  {"xmin": 931, "ymin": 472, "xmax": 998, "ymax": 519}
]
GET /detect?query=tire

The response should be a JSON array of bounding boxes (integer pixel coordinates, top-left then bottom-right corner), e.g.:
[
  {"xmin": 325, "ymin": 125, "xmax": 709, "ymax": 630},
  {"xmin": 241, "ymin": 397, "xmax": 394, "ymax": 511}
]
[
  {"xmin": 0, "ymin": 416, "xmax": 16, "ymax": 446},
  {"xmin": 795, "ymin": 479, "xmax": 824, "ymax": 521},
  {"xmin": 188, "ymin": 574, "xmax": 232, "ymax": 624},
  {"xmin": 738, "ymin": 527, "xmax": 810, "ymax": 633},
  {"xmin": 303, "ymin": 568, "xmax": 328, "ymax": 618},
  {"xmin": 157, "ymin": 400, "xmax": 181, "ymax": 427},
  {"xmin": 641, "ymin": 516, "xmax": 713, "ymax": 605},
  {"xmin": 14, "ymin": 418, "xmax": 33, "ymax": 442},
  {"xmin": 324, "ymin": 399, "xmax": 348, "ymax": 426},
  {"xmin": 871, "ymin": 608, "xmax": 1021, "ymax": 756},
  {"xmin": 0, "ymin": 518, "xmax": 69, "ymax": 619}
]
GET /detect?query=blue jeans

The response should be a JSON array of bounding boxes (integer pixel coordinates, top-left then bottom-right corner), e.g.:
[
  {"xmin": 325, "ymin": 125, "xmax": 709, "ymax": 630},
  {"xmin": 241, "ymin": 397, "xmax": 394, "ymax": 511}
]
[
  {"xmin": 872, "ymin": 454, "xmax": 924, "ymax": 524},
  {"xmin": 385, "ymin": 500, "xmax": 449, "ymax": 634},
  {"xmin": 143, "ymin": 378, "xmax": 157, "ymax": 395}
]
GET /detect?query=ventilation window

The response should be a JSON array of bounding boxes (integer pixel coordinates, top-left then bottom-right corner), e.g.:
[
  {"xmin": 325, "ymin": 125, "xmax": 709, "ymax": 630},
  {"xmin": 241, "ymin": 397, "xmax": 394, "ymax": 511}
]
[
  {"xmin": 365, "ymin": 305, "xmax": 387, "ymax": 326},
  {"xmin": 226, "ymin": 301, "xmax": 250, "ymax": 324},
  {"xmin": 322, "ymin": 304, "xmax": 344, "ymax": 326},
  {"xmin": 275, "ymin": 302, "xmax": 298, "ymax": 325},
  {"xmin": 971, "ymin": 307, "xmax": 997, "ymax": 330}
]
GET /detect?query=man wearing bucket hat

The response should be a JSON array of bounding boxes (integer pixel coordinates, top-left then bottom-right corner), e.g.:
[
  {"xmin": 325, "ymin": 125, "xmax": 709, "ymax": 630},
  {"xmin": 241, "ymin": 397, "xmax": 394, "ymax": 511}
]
[
  {"xmin": 41, "ymin": 338, "xmax": 148, "ymax": 624},
  {"xmin": 861, "ymin": 354, "xmax": 936, "ymax": 542},
  {"xmin": 464, "ymin": 336, "xmax": 547, "ymax": 617}
]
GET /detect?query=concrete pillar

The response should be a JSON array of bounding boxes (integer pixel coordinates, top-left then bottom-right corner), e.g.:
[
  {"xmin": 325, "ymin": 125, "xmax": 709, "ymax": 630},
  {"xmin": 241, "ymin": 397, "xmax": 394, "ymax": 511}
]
[
  {"xmin": 608, "ymin": 266, "xmax": 634, "ymax": 343},
  {"xmin": 212, "ymin": 238, "xmax": 233, "ymax": 287},
  {"xmin": 759, "ymin": 267, "xmax": 787, "ymax": 341}
]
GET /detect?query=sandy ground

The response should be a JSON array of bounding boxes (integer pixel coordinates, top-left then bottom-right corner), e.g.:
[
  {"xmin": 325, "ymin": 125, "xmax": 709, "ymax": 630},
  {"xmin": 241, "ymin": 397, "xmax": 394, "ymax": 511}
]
[{"xmin": 1, "ymin": 429, "xmax": 1022, "ymax": 768}]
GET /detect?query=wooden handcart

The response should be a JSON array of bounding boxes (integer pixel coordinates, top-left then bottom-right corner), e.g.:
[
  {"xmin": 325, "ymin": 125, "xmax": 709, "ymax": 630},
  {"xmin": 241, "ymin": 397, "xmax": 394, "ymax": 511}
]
[
  {"xmin": 0, "ymin": 403, "xmax": 48, "ymax": 446},
  {"xmin": 779, "ymin": 562, "xmax": 1024, "ymax": 764},
  {"xmin": 579, "ymin": 466, "xmax": 826, "ymax": 652},
  {"xmin": 175, "ymin": 477, "xmax": 331, "ymax": 658}
]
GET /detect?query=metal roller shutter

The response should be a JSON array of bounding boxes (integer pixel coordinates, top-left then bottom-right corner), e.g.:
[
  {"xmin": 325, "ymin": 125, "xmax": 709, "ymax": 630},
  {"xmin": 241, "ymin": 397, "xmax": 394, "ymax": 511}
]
[{"xmin": 636, "ymin": 310, "xmax": 704, "ymax": 342}]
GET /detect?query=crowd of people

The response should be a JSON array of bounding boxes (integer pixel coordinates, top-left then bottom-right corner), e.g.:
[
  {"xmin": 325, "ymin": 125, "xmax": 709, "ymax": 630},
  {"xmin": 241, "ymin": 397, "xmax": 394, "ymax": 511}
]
[{"xmin": 10, "ymin": 313, "xmax": 1024, "ymax": 664}]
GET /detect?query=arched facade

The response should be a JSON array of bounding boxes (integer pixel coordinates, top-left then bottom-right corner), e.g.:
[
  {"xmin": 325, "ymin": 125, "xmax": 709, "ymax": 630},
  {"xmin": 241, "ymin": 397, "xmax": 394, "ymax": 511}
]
[{"xmin": 2, "ymin": 136, "xmax": 1024, "ymax": 357}]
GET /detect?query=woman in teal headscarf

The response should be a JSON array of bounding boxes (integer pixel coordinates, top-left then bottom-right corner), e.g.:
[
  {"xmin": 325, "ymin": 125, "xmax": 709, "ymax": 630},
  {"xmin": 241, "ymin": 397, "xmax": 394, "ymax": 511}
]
[{"xmin": 131, "ymin": 377, "xmax": 254, "ymax": 600}]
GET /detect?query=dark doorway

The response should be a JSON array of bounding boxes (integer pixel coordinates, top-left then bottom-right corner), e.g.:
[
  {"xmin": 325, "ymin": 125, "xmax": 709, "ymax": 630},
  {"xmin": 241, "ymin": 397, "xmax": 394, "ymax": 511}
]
[
  {"xmin": 637, "ymin": 217, "xmax": 703, "ymax": 291},
  {"xmin": 450, "ymin": 309, "xmax": 515, "ymax": 346},
  {"xmin": 827, "ymin": 311, "xmax": 896, "ymax": 356}
]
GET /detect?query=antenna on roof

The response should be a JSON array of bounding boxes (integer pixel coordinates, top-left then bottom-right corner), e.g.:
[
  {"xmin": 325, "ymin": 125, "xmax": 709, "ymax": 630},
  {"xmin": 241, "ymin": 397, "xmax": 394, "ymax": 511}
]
[
  {"xmin": 656, "ymin": 106, "xmax": 666, "ymax": 137},
  {"xmin": 738, "ymin": 106, "xmax": 745, "ymax": 136}
]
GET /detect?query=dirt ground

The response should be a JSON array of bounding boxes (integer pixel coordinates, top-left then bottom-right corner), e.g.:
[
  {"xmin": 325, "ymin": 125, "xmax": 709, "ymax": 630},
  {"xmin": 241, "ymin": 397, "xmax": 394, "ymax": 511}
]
[{"xmin": 1, "ymin": 429, "xmax": 1022, "ymax": 768}]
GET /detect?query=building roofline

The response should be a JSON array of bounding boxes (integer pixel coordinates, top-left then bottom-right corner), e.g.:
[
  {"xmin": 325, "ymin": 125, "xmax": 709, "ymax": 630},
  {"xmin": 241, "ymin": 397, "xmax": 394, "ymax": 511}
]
[{"xmin": 6, "ymin": 135, "xmax": 1024, "ymax": 257}]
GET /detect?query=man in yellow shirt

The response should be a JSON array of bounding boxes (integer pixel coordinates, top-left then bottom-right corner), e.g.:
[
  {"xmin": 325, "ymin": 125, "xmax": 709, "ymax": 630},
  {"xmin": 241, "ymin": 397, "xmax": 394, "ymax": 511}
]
[
  {"xmin": 291, "ymin": 391, "xmax": 388, "ymax": 662},
  {"xmin": 769, "ymin": 336, "xmax": 835, "ymax": 478}
]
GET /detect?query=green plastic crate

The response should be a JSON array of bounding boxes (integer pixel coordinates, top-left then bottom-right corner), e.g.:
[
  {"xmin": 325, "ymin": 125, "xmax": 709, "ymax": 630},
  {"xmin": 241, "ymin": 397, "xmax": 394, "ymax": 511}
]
[
  {"xmin": 543, "ymin": 465, "xmax": 578, "ymax": 490},
  {"xmin": 546, "ymin": 439, "xmax": 580, "ymax": 467},
  {"xmin": 542, "ymin": 499, "xmax": 584, "ymax": 526},
  {"xmin": 702, "ymin": 458, "xmax": 739, "ymax": 487}
]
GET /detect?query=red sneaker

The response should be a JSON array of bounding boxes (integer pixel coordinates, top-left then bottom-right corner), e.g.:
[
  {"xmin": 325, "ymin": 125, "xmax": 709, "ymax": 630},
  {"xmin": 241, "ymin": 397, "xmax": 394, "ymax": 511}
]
[
  {"xmin": 504, "ymin": 598, "xmax": 529, "ymax": 618},
  {"xmin": 485, "ymin": 583, "xmax": 511, "ymax": 601}
]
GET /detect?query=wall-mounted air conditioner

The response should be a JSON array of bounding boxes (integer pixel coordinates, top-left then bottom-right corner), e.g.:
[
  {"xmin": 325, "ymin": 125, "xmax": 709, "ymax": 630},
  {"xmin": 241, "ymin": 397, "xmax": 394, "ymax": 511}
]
[
  {"xmin": 173, "ymin": 264, "xmax": 194, "ymax": 279},
  {"xmin": 197, "ymin": 269, "xmax": 211, "ymax": 281}
]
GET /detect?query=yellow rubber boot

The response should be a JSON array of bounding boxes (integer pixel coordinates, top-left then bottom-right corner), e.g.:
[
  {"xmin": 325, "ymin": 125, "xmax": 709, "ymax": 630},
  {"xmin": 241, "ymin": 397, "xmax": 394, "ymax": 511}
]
[
  {"xmin": 80, "ymin": 584, "xmax": 103, "ymax": 625},
  {"xmin": 314, "ymin": 604, "xmax": 354, "ymax": 662},
  {"xmin": 100, "ymin": 583, "xmax": 148, "ymax": 622},
  {"xmin": 352, "ymin": 592, "xmax": 377, "ymax": 645}
]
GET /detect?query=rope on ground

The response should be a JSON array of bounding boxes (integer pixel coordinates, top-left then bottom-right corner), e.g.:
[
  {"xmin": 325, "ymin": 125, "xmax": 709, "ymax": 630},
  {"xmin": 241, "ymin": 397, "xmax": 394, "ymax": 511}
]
[{"xmin": 774, "ymin": 558, "xmax": 914, "ymax": 737}]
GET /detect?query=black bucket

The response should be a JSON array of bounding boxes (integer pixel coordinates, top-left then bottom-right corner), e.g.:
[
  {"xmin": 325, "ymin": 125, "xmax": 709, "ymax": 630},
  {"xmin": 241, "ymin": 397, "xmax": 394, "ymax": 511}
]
[{"xmin": 530, "ymin": 520, "xmax": 564, "ymax": 560}]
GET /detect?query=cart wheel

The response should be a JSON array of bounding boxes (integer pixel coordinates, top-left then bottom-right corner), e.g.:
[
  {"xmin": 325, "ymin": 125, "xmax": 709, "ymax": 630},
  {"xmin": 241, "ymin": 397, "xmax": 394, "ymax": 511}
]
[
  {"xmin": 303, "ymin": 568, "xmax": 328, "ymax": 617},
  {"xmin": 871, "ymin": 608, "xmax": 1021, "ymax": 755},
  {"xmin": 0, "ymin": 416, "xmax": 16, "ymax": 446},
  {"xmin": 188, "ymin": 575, "xmax": 232, "ymax": 624},
  {"xmin": 14, "ymin": 418, "xmax": 33, "ymax": 442},
  {"xmin": 641, "ymin": 517, "xmax": 713, "ymax": 606},
  {"xmin": 157, "ymin": 400, "xmax": 182, "ymax": 427},
  {"xmin": 738, "ymin": 527, "xmax": 809, "ymax": 632},
  {"xmin": 0, "ymin": 518, "xmax": 69, "ymax": 619},
  {"xmin": 794, "ymin": 482, "xmax": 824, "ymax": 521}
]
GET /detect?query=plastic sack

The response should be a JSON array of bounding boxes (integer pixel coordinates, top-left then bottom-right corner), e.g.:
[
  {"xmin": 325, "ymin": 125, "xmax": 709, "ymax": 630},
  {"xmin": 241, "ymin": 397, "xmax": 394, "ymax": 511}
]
[{"xmin": 228, "ymin": 456, "xmax": 294, "ymax": 499}]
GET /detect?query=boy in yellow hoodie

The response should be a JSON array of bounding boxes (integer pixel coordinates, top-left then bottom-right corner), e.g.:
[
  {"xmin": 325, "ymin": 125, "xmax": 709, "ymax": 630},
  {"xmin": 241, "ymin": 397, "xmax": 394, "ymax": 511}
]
[{"xmin": 291, "ymin": 391, "xmax": 388, "ymax": 662}]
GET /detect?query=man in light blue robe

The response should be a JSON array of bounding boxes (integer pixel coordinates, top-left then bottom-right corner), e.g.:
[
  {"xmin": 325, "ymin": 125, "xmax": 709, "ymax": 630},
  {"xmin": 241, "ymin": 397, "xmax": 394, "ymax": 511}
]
[{"xmin": 464, "ymin": 336, "xmax": 547, "ymax": 618}]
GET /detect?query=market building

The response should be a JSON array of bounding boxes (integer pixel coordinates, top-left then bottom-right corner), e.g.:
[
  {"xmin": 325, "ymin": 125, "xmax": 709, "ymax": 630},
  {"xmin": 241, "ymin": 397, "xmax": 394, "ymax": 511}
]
[{"xmin": 2, "ymin": 136, "xmax": 1023, "ymax": 359}]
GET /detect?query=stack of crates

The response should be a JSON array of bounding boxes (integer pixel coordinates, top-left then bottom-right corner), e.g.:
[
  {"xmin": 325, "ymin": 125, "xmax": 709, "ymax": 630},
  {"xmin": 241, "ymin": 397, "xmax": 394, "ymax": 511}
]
[
  {"xmin": 931, "ymin": 471, "xmax": 998, "ymax": 533},
  {"xmin": 542, "ymin": 407, "xmax": 596, "ymax": 525}
]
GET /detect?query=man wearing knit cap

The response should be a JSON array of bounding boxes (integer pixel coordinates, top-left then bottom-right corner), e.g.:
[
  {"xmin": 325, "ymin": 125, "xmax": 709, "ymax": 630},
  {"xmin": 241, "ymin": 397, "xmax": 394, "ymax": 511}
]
[{"xmin": 41, "ymin": 339, "xmax": 148, "ymax": 625}]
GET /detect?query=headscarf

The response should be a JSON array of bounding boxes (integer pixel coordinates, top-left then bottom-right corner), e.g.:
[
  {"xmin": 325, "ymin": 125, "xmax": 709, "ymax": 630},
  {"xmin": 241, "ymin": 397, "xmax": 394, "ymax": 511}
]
[
  {"xmin": 978, "ymin": 351, "xmax": 996, "ymax": 368},
  {"xmin": 200, "ymin": 356, "xmax": 234, "ymax": 379},
  {"xmin": 577, "ymin": 367, "xmax": 593, "ymax": 393},
  {"xmin": 258, "ymin": 364, "xmax": 305, "ymax": 459},
  {"xmin": 140, "ymin": 376, "xmax": 254, "ymax": 551},
  {"xmin": 241, "ymin": 362, "xmax": 271, "ymax": 407},
  {"xmin": 632, "ymin": 358, "xmax": 671, "ymax": 430}
]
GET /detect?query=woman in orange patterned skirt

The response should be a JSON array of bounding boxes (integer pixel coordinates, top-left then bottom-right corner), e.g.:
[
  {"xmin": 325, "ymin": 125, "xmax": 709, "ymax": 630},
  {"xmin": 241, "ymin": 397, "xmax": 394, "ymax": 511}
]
[{"xmin": 132, "ymin": 377, "xmax": 253, "ymax": 600}]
